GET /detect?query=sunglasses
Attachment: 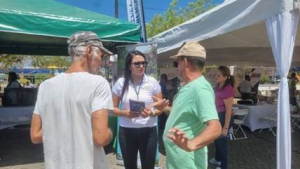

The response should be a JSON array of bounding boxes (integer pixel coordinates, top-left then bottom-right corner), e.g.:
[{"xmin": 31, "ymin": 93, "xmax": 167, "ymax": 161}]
[
  {"xmin": 173, "ymin": 61, "xmax": 178, "ymax": 68},
  {"xmin": 132, "ymin": 61, "xmax": 148, "ymax": 68}
]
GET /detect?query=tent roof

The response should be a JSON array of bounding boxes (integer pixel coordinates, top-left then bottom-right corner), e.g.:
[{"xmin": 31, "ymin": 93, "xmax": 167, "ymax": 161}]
[
  {"xmin": 150, "ymin": 0, "xmax": 300, "ymax": 67},
  {"xmin": 0, "ymin": 0, "xmax": 140, "ymax": 55}
]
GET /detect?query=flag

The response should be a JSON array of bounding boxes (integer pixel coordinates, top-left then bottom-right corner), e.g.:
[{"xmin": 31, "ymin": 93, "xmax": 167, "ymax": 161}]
[{"xmin": 126, "ymin": 0, "xmax": 140, "ymax": 24}]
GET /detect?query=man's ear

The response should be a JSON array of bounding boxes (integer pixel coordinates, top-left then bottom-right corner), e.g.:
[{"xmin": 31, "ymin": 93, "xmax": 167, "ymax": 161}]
[
  {"xmin": 183, "ymin": 58, "xmax": 189, "ymax": 68},
  {"xmin": 86, "ymin": 45, "xmax": 93, "ymax": 59}
]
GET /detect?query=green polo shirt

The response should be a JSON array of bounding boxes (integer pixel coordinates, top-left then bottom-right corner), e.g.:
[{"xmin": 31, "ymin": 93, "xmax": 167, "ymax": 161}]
[{"xmin": 163, "ymin": 76, "xmax": 218, "ymax": 169}]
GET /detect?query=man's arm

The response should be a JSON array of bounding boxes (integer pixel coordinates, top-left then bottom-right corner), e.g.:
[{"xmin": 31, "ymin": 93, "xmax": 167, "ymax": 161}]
[
  {"xmin": 92, "ymin": 109, "xmax": 113, "ymax": 147},
  {"xmin": 167, "ymin": 119, "xmax": 221, "ymax": 152},
  {"xmin": 238, "ymin": 81, "xmax": 243, "ymax": 94},
  {"xmin": 30, "ymin": 114, "xmax": 43, "ymax": 144}
]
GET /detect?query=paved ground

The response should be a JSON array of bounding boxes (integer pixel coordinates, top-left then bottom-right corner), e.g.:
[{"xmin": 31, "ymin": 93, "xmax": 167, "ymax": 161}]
[{"xmin": 0, "ymin": 125, "xmax": 299, "ymax": 169}]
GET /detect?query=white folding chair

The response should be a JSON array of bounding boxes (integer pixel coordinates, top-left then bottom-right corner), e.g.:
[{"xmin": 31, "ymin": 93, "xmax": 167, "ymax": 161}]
[
  {"xmin": 260, "ymin": 110, "xmax": 277, "ymax": 136},
  {"xmin": 233, "ymin": 109, "xmax": 249, "ymax": 140},
  {"xmin": 291, "ymin": 104, "xmax": 300, "ymax": 129}
]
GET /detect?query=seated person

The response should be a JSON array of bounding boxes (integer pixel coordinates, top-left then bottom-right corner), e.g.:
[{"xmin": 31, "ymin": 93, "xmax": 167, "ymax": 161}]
[
  {"xmin": 238, "ymin": 75, "xmax": 252, "ymax": 95},
  {"xmin": 4, "ymin": 72, "xmax": 22, "ymax": 105},
  {"xmin": 238, "ymin": 75, "xmax": 258, "ymax": 104},
  {"xmin": 6, "ymin": 71, "xmax": 22, "ymax": 89},
  {"xmin": 24, "ymin": 81, "xmax": 35, "ymax": 88}
]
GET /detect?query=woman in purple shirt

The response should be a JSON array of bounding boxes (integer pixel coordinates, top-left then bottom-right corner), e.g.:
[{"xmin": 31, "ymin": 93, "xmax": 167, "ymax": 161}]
[{"xmin": 210, "ymin": 66, "xmax": 234, "ymax": 169}]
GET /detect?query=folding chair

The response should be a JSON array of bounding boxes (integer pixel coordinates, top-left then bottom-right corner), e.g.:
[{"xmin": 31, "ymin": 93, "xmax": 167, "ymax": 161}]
[
  {"xmin": 260, "ymin": 110, "xmax": 277, "ymax": 136},
  {"xmin": 291, "ymin": 104, "xmax": 300, "ymax": 129},
  {"xmin": 233, "ymin": 109, "xmax": 249, "ymax": 140}
]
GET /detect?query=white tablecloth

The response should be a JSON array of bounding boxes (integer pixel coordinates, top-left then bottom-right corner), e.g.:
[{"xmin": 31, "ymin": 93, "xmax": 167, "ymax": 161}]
[
  {"xmin": 234, "ymin": 103, "xmax": 277, "ymax": 132},
  {"xmin": 0, "ymin": 106, "xmax": 34, "ymax": 130}
]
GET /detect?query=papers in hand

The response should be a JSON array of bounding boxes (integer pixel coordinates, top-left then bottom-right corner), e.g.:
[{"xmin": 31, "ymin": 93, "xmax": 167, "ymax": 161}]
[{"xmin": 129, "ymin": 99, "xmax": 145, "ymax": 113}]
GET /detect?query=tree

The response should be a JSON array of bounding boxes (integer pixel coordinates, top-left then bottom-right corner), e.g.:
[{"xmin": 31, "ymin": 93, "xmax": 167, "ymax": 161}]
[
  {"xmin": 30, "ymin": 56, "xmax": 71, "ymax": 68},
  {"xmin": 146, "ymin": 0, "xmax": 215, "ymax": 38},
  {"xmin": 0, "ymin": 54, "xmax": 71, "ymax": 70},
  {"xmin": 35, "ymin": 73, "xmax": 50, "ymax": 85},
  {"xmin": 260, "ymin": 74, "xmax": 271, "ymax": 84},
  {"xmin": 0, "ymin": 54, "xmax": 26, "ymax": 70}
]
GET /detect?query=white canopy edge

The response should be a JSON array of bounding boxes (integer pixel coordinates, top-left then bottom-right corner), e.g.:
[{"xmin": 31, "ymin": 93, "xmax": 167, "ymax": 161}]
[{"xmin": 149, "ymin": 0, "xmax": 298, "ymax": 54}]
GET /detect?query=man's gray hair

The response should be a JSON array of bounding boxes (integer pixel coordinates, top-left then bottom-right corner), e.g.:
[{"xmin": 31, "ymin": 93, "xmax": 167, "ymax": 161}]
[
  {"xmin": 67, "ymin": 31, "xmax": 112, "ymax": 60},
  {"xmin": 68, "ymin": 41, "xmax": 101, "ymax": 59},
  {"xmin": 179, "ymin": 56, "xmax": 206, "ymax": 71}
]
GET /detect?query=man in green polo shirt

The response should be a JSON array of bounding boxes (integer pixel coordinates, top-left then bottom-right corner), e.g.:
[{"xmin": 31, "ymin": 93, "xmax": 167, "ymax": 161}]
[{"xmin": 163, "ymin": 41, "xmax": 221, "ymax": 169}]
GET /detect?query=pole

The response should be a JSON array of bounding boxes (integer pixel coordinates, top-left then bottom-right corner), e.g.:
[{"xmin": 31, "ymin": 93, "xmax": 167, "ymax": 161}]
[
  {"xmin": 115, "ymin": 0, "xmax": 119, "ymax": 18},
  {"xmin": 137, "ymin": 0, "xmax": 147, "ymax": 42}
]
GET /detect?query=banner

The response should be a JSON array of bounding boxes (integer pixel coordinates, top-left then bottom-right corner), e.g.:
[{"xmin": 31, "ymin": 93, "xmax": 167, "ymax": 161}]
[
  {"xmin": 126, "ymin": 0, "xmax": 147, "ymax": 42},
  {"xmin": 126, "ymin": 0, "xmax": 140, "ymax": 24}
]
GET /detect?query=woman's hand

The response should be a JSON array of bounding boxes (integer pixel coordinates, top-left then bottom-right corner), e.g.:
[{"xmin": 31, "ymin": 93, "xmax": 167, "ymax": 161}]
[
  {"xmin": 123, "ymin": 110, "xmax": 139, "ymax": 118},
  {"xmin": 222, "ymin": 128, "xmax": 228, "ymax": 136},
  {"xmin": 140, "ymin": 108, "xmax": 153, "ymax": 118}
]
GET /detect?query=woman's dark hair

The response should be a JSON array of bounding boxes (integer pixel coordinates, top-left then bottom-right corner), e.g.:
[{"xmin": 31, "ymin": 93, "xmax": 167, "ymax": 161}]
[
  {"xmin": 160, "ymin": 73, "xmax": 168, "ymax": 82},
  {"xmin": 217, "ymin": 66, "xmax": 235, "ymax": 90},
  {"xmin": 245, "ymin": 75, "xmax": 251, "ymax": 81},
  {"xmin": 121, "ymin": 50, "xmax": 146, "ymax": 100},
  {"xmin": 8, "ymin": 71, "xmax": 19, "ymax": 82}
]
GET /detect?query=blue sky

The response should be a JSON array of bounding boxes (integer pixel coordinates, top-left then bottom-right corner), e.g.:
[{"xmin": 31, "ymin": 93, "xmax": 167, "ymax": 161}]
[{"xmin": 56, "ymin": 0, "xmax": 224, "ymax": 23}]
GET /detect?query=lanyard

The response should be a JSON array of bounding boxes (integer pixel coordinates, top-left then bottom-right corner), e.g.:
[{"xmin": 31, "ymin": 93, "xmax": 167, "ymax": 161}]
[{"xmin": 132, "ymin": 76, "xmax": 144, "ymax": 100}]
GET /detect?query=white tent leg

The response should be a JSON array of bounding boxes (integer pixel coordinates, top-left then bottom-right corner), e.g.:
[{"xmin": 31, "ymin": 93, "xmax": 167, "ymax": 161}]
[{"xmin": 266, "ymin": 10, "xmax": 299, "ymax": 169}]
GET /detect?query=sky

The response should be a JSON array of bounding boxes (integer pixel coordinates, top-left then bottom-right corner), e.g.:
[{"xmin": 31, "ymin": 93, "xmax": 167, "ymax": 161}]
[{"xmin": 56, "ymin": 0, "xmax": 224, "ymax": 23}]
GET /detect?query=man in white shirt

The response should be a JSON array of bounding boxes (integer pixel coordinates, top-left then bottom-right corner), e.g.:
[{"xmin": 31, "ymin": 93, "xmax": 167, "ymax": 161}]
[
  {"xmin": 30, "ymin": 31, "xmax": 114, "ymax": 169},
  {"xmin": 238, "ymin": 75, "xmax": 256, "ymax": 103},
  {"xmin": 238, "ymin": 75, "xmax": 252, "ymax": 94}
]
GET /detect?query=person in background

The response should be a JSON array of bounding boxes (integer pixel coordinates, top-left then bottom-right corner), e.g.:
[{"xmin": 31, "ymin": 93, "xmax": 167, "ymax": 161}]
[
  {"xmin": 3, "ymin": 71, "xmax": 22, "ymax": 105},
  {"xmin": 238, "ymin": 75, "xmax": 252, "ymax": 98},
  {"xmin": 238, "ymin": 74, "xmax": 259, "ymax": 104},
  {"xmin": 24, "ymin": 81, "xmax": 35, "ymax": 88},
  {"xmin": 6, "ymin": 71, "xmax": 21, "ymax": 89},
  {"xmin": 158, "ymin": 73, "xmax": 170, "ymax": 138},
  {"xmin": 112, "ymin": 50, "xmax": 168, "ymax": 169},
  {"xmin": 162, "ymin": 41, "xmax": 221, "ymax": 169},
  {"xmin": 171, "ymin": 61, "xmax": 180, "ymax": 96},
  {"xmin": 210, "ymin": 66, "xmax": 235, "ymax": 169},
  {"xmin": 289, "ymin": 72, "xmax": 298, "ymax": 106},
  {"xmin": 159, "ymin": 73, "xmax": 169, "ymax": 99},
  {"xmin": 30, "ymin": 31, "xmax": 114, "ymax": 169}
]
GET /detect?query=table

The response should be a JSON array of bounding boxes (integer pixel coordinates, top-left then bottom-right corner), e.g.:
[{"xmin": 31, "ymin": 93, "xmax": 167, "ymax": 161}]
[
  {"xmin": 234, "ymin": 103, "xmax": 277, "ymax": 132},
  {"xmin": 0, "ymin": 106, "xmax": 34, "ymax": 130}
]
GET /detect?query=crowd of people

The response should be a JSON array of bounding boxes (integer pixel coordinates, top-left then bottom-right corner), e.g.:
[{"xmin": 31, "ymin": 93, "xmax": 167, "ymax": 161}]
[{"xmin": 29, "ymin": 31, "xmax": 298, "ymax": 169}]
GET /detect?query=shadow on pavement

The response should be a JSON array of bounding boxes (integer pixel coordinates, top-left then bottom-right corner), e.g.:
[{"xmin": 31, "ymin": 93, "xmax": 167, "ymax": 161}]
[{"xmin": 0, "ymin": 125, "xmax": 44, "ymax": 167}]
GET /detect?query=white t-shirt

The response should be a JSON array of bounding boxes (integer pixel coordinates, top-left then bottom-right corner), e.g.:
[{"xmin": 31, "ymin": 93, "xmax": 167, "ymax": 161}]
[
  {"xmin": 112, "ymin": 75, "xmax": 161, "ymax": 128},
  {"xmin": 34, "ymin": 72, "xmax": 113, "ymax": 169},
  {"xmin": 239, "ymin": 80, "xmax": 252, "ymax": 93}
]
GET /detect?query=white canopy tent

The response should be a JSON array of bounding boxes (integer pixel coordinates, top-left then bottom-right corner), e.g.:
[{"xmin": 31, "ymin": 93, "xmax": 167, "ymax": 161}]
[
  {"xmin": 150, "ymin": 0, "xmax": 300, "ymax": 67},
  {"xmin": 149, "ymin": 0, "xmax": 299, "ymax": 169}
]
